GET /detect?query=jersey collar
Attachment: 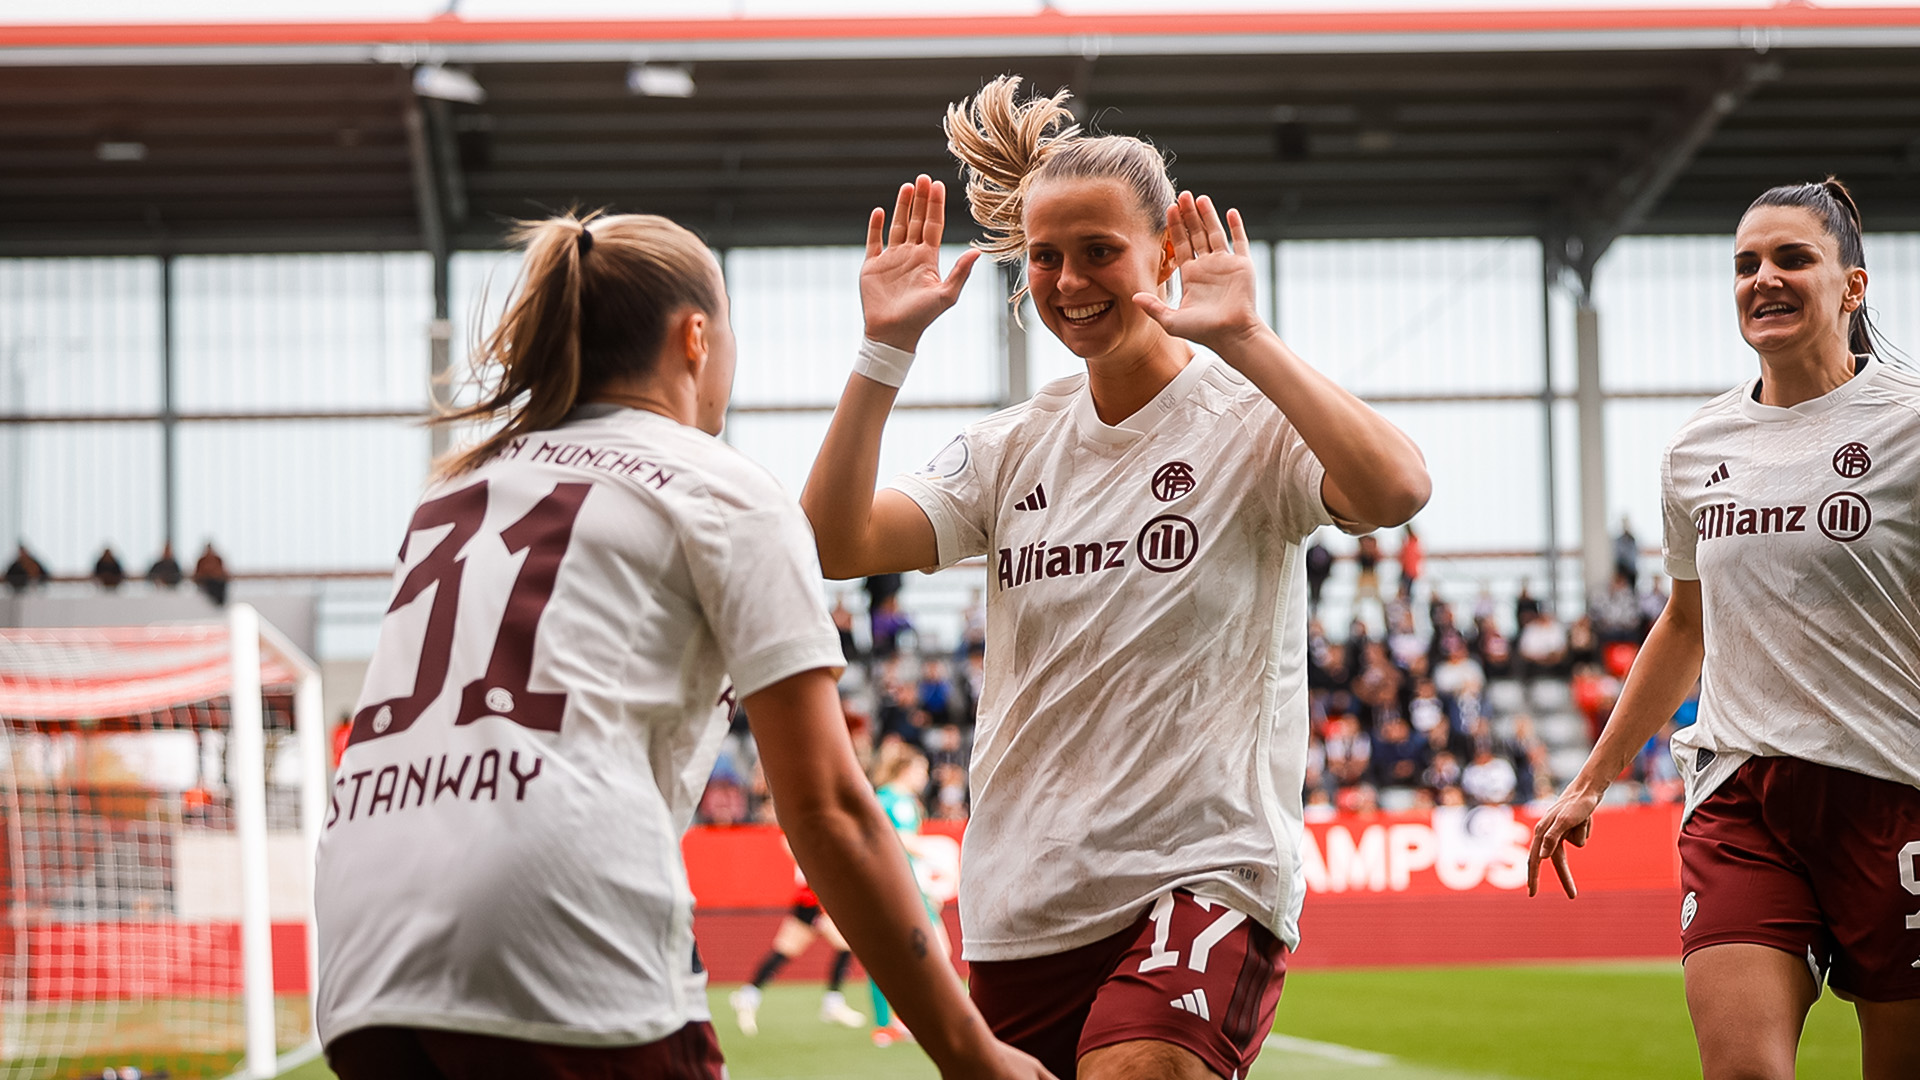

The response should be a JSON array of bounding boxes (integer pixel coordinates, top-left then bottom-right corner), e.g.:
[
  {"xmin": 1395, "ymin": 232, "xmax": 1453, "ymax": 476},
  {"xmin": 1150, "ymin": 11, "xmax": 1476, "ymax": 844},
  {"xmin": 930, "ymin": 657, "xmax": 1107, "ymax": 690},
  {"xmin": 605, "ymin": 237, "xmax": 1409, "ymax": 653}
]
[
  {"xmin": 1737, "ymin": 353, "xmax": 1884, "ymax": 424},
  {"xmin": 1071, "ymin": 352, "xmax": 1216, "ymax": 446}
]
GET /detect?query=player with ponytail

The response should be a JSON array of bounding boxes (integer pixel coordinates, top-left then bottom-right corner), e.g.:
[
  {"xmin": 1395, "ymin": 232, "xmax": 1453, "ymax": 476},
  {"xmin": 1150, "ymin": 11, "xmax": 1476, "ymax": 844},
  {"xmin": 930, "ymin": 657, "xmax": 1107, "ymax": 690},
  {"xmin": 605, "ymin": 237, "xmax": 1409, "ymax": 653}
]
[
  {"xmin": 1531, "ymin": 178, "xmax": 1920, "ymax": 1080},
  {"xmin": 802, "ymin": 76, "xmax": 1430, "ymax": 1080},
  {"xmin": 316, "ymin": 211, "xmax": 1044, "ymax": 1080}
]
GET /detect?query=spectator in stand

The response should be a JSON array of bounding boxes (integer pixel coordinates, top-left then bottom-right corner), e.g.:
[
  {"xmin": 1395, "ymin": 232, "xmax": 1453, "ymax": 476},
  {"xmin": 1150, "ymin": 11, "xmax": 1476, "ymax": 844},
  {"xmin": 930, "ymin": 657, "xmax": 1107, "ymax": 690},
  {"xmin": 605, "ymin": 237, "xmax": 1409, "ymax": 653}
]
[
  {"xmin": 868, "ymin": 594, "xmax": 913, "ymax": 659},
  {"xmin": 1309, "ymin": 641, "xmax": 1352, "ymax": 694},
  {"xmin": 1638, "ymin": 576, "xmax": 1669, "ymax": 642},
  {"xmin": 1461, "ymin": 745, "xmax": 1519, "ymax": 806},
  {"xmin": 925, "ymin": 723, "xmax": 967, "ymax": 777},
  {"xmin": 1386, "ymin": 606, "xmax": 1426, "ymax": 671},
  {"xmin": 957, "ymin": 588, "xmax": 987, "ymax": 658},
  {"xmin": 1507, "ymin": 714, "xmax": 1550, "ymax": 797},
  {"xmin": 1350, "ymin": 641, "xmax": 1404, "ymax": 727},
  {"xmin": 1371, "ymin": 713, "xmax": 1425, "ymax": 791},
  {"xmin": 1565, "ymin": 613, "xmax": 1599, "ymax": 669},
  {"xmin": 830, "ymin": 595, "xmax": 861, "ymax": 662},
  {"xmin": 1514, "ymin": 580, "xmax": 1542, "ymax": 627},
  {"xmin": 147, "ymin": 542, "xmax": 184, "ymax": 588},
  {"xmin": 930, "ymin": 763, "xmax": 970, "ymax": 821},
  {"xmin": 1423, "ymin": 750, "xmax": 1463, "ymax": 794},
  {"xmin": 1612, "ymin": 516, "xmax": 1640, "ymax": 589},
  {"xmin": 1324, "ymin": 713, "xmax": 1373, "ymax": 789},
  {"xmin": 1303, "ymin": 787, "xmax": 1336, "ymax": 822},
  {"xmin": 1590, "ymin": 569, "xmax": 1643, "ymax": 646},
  {"xmin": 1304, "ymin": 537, "xmax": 1333, "ymax": 613},
  {"xmin": 915, "ymin": 658, "xmax": 952, "ymax": 723},
  {"xmin": 1433, "ymin": 637, "xmax": 1486, "ymax": 703},
  {"xmin": 956, "ymin": 652, "xmax": 984, "ymax": 729},
  {"xmin": 93, "ymin": 546, "xmax": 125, "ymax": 590},
  {"xmin": 1353, "ymin": 533, "xmax": 1382, "ymax": 611},
  {"xmin": 1436, "ymin": 785, "xmax": 1468, "ymax": 808},
  {"xmin": 1406, "ymin": 677, "xmax": 1450, "ymax": 737},
  {"xmin": 863, "ymin": 572, "xmax": 902, "ymax": 615},
  {"xmin": 1396, "ymin": 524, "xmax": 1423, "ymax": 600},
  {"xmin": 1469, "ymin": 615, "xmax": 1512, "ymax": 679},
  {"xmin": 5, "ymin": 544, "xmax": 47, "ymax": 593},
  {"xmin": 1339, "ymin": 783, "xmax": 1380, "ymax": 815},
  {"xmin": 1515, "ymin": 609, "xmax": 1569, "ymax": 684},
  {"xmin": 193, "ymin": 542, "xmax": 230, "ymax": 606}
]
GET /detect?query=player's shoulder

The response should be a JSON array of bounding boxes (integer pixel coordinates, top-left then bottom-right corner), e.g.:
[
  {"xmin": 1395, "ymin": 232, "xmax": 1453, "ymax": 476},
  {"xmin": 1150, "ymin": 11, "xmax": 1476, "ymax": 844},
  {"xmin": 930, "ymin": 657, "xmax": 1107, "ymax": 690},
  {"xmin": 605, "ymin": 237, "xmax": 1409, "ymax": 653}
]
[
  {"xmin": 496, "ymin": 408, "xmax": 789, "ymax": 514},
  {"xmin": 930, "ymin": 373, "xmax": 1084, "ymax": 461},
  {"xmin": 1667, "ymin": 383, "xmax": 1751, "ymax": 451},
  {"xmin": 1861, "ymin": 356, "xmax": 1920, "ymax": 414}
]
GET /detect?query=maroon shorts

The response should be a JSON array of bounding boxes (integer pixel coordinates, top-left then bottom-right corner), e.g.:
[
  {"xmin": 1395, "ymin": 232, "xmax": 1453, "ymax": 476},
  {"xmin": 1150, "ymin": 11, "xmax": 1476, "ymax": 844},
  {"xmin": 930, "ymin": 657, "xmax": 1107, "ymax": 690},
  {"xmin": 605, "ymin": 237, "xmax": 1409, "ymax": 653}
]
[
  {"xmin": 326, "ymin": 1021, "xmax": 725, "ymax": 1080},
  {"xmin": 1678, "ymin": 756, "xmax": 1920, "ymax": 1002},
  {"xmin": 969, "ymin": 890, "xmax": 1287, "ymax": 1079}
]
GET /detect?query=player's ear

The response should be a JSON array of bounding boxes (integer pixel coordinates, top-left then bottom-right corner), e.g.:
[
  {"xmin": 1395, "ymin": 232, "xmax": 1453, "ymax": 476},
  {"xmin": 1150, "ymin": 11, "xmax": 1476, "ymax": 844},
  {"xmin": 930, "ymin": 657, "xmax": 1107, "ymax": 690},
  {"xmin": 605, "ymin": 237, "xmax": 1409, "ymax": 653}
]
[
  {"xmin": 1157, "ymin": 234, "xmax": 1177, "ymax": 285},
  {"xmin": 676, "ymin": 307, "xmax": 710, "ymax": 375}
]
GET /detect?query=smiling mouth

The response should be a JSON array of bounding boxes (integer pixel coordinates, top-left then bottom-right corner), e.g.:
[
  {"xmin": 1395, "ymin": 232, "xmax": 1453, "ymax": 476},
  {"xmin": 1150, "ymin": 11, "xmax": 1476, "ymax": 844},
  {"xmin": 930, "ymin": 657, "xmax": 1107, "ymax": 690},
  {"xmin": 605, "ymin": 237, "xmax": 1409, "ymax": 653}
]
[
  {"xmin": 1751, "ymin": 301, "xmax": 1798, "ymax": 320},
  {"xmin": 1059, "ymin": 301, "xmax": 1114, "ymax": 325}
]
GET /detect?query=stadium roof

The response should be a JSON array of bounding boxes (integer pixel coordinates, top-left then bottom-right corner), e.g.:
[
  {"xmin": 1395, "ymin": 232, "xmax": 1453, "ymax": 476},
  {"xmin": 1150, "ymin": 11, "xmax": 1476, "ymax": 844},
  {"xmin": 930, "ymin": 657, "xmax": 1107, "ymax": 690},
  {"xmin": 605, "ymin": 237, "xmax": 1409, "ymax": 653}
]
[{"xmin": 7, "ymin": 5, "xmax": 1920, "ymax": 283}]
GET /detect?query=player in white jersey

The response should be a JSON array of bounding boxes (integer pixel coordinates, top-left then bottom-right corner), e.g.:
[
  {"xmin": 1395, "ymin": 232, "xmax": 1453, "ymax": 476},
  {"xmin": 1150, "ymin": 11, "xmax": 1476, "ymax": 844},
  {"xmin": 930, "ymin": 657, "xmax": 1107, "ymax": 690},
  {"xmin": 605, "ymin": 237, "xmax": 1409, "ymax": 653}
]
[
  {"xmin": 800, "ymin": 76, "xmax": 1430, "ymax": 1080},
  {"xmin": 313, "ymin": 212, "xmax": 1045, "ymax": 1080},
  {"xmin": 1529, "ymin": 178, "xmax": 1920, "ymax": 1080}
]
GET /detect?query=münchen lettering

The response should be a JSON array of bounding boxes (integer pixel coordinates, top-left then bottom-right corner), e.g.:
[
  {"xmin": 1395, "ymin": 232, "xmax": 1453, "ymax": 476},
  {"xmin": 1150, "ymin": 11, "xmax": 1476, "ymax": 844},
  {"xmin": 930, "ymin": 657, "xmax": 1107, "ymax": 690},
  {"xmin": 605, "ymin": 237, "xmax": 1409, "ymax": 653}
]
[
  {"xmin": 996, "ymin": 538, "xmax": 1126, "ymax": 591},
  {"xmin": 326, "ymin": 750, "xmax": 546, "ymax": 828},
  {"xmin": 500, "ymin": 436, "xmax": 674, "ymax": 489}
]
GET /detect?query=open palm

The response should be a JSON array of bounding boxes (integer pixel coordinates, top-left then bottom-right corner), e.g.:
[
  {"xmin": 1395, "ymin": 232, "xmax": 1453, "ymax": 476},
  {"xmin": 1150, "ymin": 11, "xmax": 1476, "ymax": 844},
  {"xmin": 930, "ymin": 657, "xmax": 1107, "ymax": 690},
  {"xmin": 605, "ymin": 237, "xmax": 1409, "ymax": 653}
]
[
  {"xmin": 1135, "ymin": 192, "xmax": 1263, "ymax": 352},
  {"xmin": 861, "ymin": 174, "xmax": 981, "ymax": 352}
]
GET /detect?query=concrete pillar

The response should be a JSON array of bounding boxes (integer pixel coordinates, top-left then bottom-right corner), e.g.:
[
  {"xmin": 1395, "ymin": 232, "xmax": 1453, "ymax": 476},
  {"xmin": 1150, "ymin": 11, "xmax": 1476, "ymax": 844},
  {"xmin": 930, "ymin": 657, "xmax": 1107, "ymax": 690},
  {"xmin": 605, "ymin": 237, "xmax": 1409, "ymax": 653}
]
[
  {"xmin": 1002, "ymin": 262, "xmax": 1028, "ymax": 406},
  {"xmin": 1575, "ymin": 302, "xmax": 1611, "ymax": 603}
]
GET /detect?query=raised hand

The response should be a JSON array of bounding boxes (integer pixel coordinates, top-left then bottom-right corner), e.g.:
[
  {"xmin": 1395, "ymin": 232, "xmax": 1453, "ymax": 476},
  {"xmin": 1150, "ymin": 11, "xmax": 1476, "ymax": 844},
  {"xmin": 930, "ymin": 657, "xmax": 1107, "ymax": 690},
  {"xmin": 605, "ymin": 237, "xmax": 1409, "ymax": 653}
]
[
  {"xmin": 861, "ymin": 174, "xmax": 981, "ymax": 353},
  {"xmin": 1526, "ymin": 787, "xmax": 1596, "ymax": 899},
  {"xmin": 1132, "ymin": 192, "xmax": 1264, "ymax": 353}
]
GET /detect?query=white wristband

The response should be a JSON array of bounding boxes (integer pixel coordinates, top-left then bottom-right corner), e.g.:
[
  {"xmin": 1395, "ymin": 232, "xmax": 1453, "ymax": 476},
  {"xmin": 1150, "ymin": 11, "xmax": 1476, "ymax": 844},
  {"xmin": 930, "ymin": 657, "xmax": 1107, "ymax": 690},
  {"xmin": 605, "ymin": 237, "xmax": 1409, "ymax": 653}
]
[{"xmin": 852, "ymin": 336, "xmax": 916, "ymax": 388}]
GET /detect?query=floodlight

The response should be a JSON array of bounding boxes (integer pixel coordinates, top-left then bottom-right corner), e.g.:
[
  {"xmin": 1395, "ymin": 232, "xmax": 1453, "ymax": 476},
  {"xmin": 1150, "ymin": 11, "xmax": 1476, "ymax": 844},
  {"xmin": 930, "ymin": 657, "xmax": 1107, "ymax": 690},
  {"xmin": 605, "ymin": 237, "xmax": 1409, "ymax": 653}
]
[
  {"xmin": 413, "ymin": 65, "xmax": 487, "ymax": 105},
  {"xmin": 96, "ymin": 141, "xmax": 147, "ymax": 162},
  {"xmin": 629, "ymin": 64, "xmax": 696, "ymax": 99}
]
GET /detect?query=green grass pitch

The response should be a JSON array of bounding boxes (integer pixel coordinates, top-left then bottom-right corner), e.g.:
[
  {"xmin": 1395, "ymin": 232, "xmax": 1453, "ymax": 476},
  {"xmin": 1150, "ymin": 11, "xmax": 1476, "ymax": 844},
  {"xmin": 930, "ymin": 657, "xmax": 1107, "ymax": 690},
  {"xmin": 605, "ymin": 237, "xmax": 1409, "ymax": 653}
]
[{"xmin": 265, "ymin": 961, "xmax": 1863, "ymax": 1080}]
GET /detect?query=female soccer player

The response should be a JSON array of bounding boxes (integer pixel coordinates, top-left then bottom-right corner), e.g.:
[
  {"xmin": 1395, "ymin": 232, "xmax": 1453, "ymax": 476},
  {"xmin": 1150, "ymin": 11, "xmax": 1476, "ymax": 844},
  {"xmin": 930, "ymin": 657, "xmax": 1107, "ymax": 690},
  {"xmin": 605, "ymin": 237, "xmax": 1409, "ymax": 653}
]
[
  {"xmin": 801, "ymin": 76, "xmax": 1430, "ymax": 1080},
  {"xmin": 866, "ymin": 742, "xmax": 948, "ymax": 1047},
  {"xmin": 314, "ymin": 212, "xmax": 1045, "ymax": 1080},
  {"xmin": 1529, "ymin": 178, "xmax": 1920, "ymax": 1080}
]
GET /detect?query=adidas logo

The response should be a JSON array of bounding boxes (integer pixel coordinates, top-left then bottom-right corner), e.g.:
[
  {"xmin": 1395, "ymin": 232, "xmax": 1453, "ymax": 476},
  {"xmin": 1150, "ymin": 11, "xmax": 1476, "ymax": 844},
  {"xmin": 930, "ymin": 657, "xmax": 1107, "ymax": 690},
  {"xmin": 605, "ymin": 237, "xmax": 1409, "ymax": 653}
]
[
  {"xmin": 1168, "ymin": 988, "xmax": 1211, "ymax": 1021},
  {"xmin": 1705, "ymin": 462, "xmax": 1731, "ymax": 487},
  {"xmin": 1013, "ymin": 483, "xmax": 1049, "ymax": 511}
]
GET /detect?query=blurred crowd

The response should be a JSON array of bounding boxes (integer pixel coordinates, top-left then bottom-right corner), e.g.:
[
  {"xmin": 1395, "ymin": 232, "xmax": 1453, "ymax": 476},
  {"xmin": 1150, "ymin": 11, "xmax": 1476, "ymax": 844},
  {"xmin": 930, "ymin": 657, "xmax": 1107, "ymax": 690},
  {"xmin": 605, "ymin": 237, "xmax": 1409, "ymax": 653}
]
[
  {"xmin": 694, "ymin": 572, "xmax": 985, "ymax": 826},
  {"xmin": 695, "ymin": 524, "xmax": 1701, "ymax": 825},
  {"xmin": 6, "ymin": 540, "xmax": 232, "ymax": 605}
]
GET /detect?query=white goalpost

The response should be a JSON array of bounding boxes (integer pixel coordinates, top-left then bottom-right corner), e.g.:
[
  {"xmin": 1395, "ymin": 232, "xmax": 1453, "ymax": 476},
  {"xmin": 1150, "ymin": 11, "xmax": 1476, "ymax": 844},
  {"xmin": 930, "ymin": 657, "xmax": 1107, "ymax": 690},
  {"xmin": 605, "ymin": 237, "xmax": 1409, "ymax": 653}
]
[{"xmin": 0, "ymin": 605, "xmax": 326, "ymax": 1080}]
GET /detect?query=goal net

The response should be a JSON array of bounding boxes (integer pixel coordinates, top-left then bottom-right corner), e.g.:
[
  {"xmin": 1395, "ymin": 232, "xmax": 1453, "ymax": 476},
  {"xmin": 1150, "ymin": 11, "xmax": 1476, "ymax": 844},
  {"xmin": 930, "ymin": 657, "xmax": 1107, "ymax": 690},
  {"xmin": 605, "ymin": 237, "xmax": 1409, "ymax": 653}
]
[{"xmin": 0, "ymin": 606, "xmax": 325, "ymax": 1080}]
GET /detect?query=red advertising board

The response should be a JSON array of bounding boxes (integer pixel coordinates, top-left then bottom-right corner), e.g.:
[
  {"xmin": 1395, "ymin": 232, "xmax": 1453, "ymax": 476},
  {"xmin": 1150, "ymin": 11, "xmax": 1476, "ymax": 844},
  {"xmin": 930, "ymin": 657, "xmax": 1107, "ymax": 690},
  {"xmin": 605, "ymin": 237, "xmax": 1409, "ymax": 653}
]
[{"xmin": 685, "ymin": 805, "xmax": 1686, "ymax": 979}]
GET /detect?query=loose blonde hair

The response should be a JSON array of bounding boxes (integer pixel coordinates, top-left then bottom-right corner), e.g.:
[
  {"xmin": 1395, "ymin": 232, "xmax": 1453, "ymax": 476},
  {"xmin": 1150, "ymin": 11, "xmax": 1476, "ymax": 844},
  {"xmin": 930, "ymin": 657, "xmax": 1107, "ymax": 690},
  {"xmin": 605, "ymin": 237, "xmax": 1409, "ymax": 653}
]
[
  {"xmin": 945, "ymin": 75, "xmax": 1177, "ymax": 302},
  {"xmin": 436, "ymin": 211, "xmax": 720, "ymax": 476}
]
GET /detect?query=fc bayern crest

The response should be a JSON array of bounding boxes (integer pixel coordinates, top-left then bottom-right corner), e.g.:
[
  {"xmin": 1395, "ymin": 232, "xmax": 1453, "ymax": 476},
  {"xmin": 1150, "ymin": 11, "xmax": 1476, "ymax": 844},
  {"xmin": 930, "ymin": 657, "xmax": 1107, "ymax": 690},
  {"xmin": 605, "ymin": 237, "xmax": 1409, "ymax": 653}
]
[
  {"xmin": 1151, "ymin": 461, "xmax": 1196, "ymax": 502},
  {"xmin": 1832, "ymin": 441, "xmax": 1871, "ymax": 479}
]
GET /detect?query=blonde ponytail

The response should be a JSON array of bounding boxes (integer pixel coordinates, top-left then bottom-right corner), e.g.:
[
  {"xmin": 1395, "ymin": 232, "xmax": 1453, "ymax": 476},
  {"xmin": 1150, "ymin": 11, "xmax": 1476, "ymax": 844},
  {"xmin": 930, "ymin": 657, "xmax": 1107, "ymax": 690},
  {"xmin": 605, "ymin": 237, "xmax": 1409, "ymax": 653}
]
[
  {"xmin": 436, "ymin": 211, "xmax": 719, "ymax": 476},
  {"xmin": 946, "ymin": 75, "xmax": 1177, "ymax": 303}
]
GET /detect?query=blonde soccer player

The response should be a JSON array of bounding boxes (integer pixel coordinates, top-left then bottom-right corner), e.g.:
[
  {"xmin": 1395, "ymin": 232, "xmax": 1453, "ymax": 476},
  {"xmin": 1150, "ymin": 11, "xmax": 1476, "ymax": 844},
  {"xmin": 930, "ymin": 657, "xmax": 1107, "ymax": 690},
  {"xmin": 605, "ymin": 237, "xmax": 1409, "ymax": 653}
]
[
  {"xmin": 801, "ymin": 76, "xmax": 1429, "ymax": 1080},
  {"xmin": 1530, "ymin": 178, "xmax": 1920, "ymax": 1080},
  {"xmin": 313, "ymin": 212, "xmax": 1045, "ymax": 1080}
]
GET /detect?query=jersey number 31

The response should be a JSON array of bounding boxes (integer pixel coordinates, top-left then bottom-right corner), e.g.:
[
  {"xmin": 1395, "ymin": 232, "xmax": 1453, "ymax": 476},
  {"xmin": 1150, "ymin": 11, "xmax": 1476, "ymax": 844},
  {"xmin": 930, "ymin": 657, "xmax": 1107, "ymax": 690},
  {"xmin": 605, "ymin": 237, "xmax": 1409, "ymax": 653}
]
[{"xmin": 350, "ymin": 479, "xmax": 591, "ymax": 747}]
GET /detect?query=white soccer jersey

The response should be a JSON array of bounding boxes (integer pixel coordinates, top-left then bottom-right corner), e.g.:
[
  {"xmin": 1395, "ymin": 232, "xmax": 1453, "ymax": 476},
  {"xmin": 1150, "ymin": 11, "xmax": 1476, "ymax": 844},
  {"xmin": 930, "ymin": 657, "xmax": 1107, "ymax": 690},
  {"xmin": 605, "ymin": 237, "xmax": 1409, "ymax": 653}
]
[
  {"xmin": 1663, "ymin": 356, "xmax": 1920, "ymax": 818},
  {"xmin": 890, "ymin": 353, "xmax": 1333, "ymax": 960},
  {"xmin": 315, "ymin": 405, "xmax": 844, "ymax": 1048}
]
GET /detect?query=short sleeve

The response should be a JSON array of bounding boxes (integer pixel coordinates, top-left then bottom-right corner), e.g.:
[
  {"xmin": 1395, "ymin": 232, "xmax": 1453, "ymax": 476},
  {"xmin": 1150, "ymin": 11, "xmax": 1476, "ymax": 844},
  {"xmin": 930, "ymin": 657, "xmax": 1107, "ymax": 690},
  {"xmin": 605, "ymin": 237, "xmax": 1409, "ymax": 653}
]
[
  {"xmin": 683, "ymin": 474, "xmax": 846, "ymax": 699},
  {"xmin": 886, "ymin": 429, "xmax": 996, "ymax": 571},
  {"xmin": 1266, "ymin": 413, "xmax": 1336, "ymax": 542},
  {"xmin": 1661, "ymin": 443, "xmax": 1699, "ymax": 581}
]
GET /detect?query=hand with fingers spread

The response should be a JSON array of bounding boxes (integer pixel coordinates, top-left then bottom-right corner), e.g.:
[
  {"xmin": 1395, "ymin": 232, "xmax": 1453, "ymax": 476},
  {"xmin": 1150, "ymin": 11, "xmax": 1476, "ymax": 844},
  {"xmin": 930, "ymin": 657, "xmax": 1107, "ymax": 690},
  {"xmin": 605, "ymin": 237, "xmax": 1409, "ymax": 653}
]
[
  {"xmin": 861, "ymin": 174, "xmax": 982, "ymax": 356},
  {"xmin": 1526, "ymin": 786, "xmax": 1598, "ymax": 899},
  {"xmin": 1132, "ymin": 191, "xmax": 1264, "ymax": 354}
]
